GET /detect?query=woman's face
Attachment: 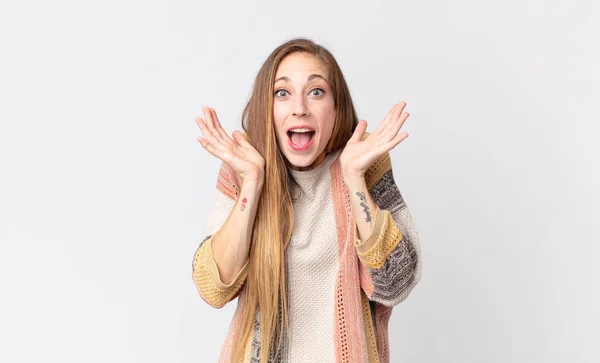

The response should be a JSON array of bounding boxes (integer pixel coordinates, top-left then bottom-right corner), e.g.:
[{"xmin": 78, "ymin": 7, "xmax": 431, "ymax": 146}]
[{"xmin": 273, "ymin": 52, "xmax": 336, "ymax": 171}]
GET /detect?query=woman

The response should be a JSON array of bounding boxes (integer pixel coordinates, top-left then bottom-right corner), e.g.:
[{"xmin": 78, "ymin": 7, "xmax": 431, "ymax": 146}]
[{"xmin": 192, "ymin": 38, "xmax": 422, "ymax": 363}]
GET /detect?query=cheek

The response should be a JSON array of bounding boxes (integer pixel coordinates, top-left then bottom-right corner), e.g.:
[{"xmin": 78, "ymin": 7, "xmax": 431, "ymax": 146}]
[
  {"xmin": 322, "ymin": 118, "xmax": 335, "ymax": 140},
  {"xmin": 272, "ymin": 104, "xmax": 287, "ymax": 134},
  {"xmin": 318, "ymin": 105, "xmax": 336, "ymax": 137}
]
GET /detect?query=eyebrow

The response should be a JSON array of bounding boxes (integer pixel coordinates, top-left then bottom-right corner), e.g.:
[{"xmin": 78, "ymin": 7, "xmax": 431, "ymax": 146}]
[{"xmin": 274, "ymin": 74, "xmax": 328, "ymax": 83}]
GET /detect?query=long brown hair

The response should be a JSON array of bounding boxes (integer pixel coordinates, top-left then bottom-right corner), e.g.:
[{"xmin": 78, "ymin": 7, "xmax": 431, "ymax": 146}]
[{"xmin": 234, "ymin": 38, "xmax": 359, "ymax": 362}]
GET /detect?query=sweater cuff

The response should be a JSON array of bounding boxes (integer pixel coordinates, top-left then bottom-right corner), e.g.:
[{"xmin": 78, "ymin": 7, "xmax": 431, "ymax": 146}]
[
  {"xmin": 354, "ymin": 208, "xmax": 404, "ymax": 269},
  {"xmin": 192, "ymin": 237, "xmax": 249, "ymax": 307}
]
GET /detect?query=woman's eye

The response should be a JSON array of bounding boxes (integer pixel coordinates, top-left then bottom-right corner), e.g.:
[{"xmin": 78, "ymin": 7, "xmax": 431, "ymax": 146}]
[
  {"xmin": 275, "ymin": 89, "xmax": 289, "ymax": 97},
  {"xmin": 310, "ymin": 88, "xmax": 324, "ymax": 96}
]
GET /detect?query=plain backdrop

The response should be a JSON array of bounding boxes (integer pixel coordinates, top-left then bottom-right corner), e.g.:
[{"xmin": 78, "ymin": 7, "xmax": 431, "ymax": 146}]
[{"xmin": 1, "ymin": 0, "xmax": 598, "ymax": 362}]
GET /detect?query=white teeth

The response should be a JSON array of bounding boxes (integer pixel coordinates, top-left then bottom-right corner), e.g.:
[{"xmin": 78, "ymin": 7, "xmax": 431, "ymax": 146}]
[{"xmin": 289, "ymin": 128, "xmax": 313, "ymax": 133}]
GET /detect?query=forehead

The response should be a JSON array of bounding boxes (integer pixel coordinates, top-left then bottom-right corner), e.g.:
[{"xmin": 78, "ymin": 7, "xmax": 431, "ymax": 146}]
[{"xmin": 275, "ymin": 52, "xmax": 327, "ymax": 79}]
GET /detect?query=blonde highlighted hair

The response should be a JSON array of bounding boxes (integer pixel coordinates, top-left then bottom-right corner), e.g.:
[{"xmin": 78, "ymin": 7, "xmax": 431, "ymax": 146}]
[{"xmin": 233, "ymin": 38, "xmax": 359, "ymax": 362}]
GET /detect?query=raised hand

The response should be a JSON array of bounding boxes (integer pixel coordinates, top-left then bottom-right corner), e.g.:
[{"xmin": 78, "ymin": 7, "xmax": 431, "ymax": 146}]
[
  {"xmin": 195, "ymin": 106, "xmax": 265, "ymax": 183},
  {"xmin": 340, "ymin": 102, "xmax": 410, "ymax": 182}
]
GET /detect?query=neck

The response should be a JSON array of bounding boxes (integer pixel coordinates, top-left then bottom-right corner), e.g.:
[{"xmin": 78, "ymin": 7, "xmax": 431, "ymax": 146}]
[{"xmin": 290, "ymin": 149, "xmax": 327, "ymax": 171}]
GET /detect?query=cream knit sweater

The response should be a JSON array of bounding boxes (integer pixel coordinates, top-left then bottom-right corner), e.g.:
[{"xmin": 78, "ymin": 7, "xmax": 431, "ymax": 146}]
[
  {"xmin": 283, "ymin": 149, "xmax": 342, "ymax": 362},
  {"xmin": 193, "ymin": 145, "xmax": 422, "ymax": 363}
]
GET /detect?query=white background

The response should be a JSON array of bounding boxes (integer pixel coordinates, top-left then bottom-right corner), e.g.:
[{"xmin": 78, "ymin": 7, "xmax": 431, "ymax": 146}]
[{"xmin": 1, "ymin": 0, "xmax": 598, "ymax": 362}]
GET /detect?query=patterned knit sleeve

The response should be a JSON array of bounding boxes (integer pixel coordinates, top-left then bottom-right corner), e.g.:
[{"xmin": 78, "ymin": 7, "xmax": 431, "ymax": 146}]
[
  {"xmin": 354, "ymin": 151, "xmax": 422, "ymax": 307},
  {"xmin": 192, "ymin": 161, "xmax": 249, "ymax": 309}
]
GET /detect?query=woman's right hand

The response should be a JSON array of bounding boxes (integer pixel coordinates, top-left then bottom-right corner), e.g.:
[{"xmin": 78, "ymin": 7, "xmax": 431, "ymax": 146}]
[{"xmin": 195, "ymin": 106, "xmax": 265, "ymax": 184}]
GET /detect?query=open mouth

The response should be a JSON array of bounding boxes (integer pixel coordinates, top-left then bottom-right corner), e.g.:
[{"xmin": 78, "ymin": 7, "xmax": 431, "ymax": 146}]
[{"xmin": 287, "ymin": 128, "xmax": 316, "ymax": 150}]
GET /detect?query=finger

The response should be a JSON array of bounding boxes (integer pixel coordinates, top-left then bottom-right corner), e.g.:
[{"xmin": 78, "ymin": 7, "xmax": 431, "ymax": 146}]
[
  {"xmin": 197, "ymin": 136, "xmax": 218, "ymax": 157},
  {"xmin": 198, "ymin": 136, "xmax": 230, "ymax": 163},
  {"xmin": 196, "ymin": 115, "xmax": 225, "ymax": 152},
  {"xmin": 386, "ymin": 102, "xmax": 406, "ymax": 132},
  {"xmin": 209, "ymin": 108, "xmax": 231, "ymax": 141},
  {"xmin": 203, "ymin": 106, "xmax": 226, "ymax": 143},
  {"xmin": 382, "ymin": 111, "xmax": 409, "ymax": 143},
  {"xmin": 195, "ymin": 116, "xmax": 218, "ymax": 145},
  {"xmin": 375, "ymin": 102, "xmax": 406, "ymax": 136},
  {"xmin": 348, "ymin": 120, "xmax": 368, "ymax": 143},
  {"xmin": 386, "ymin": 102, "xmax": 406, "ymax": 131},
  {"xmin": 232, "ymin": 130, "xmax": 252, "ymax": 148},
  {"xmin": 373, "ymin": 103, "xmax": 399, "ymax": 136},
  {"xmin": 390, "ymin": 111, "xmax": 409, "ymax": 137},
  {"xmin": 378, "ymin": 132, "xmax": 408, "ymax": 154}
]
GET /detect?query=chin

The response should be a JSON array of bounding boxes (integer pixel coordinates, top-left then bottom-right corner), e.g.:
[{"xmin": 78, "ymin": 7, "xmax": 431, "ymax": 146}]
[{"xmin": 284, "ymin": 153, "xmax": 317, "ymax": 168}]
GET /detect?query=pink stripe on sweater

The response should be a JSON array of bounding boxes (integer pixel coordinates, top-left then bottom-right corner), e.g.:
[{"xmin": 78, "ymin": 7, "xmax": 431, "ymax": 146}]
[
  {"xmin": 218, "ymin": 292, "xmax": 246, "ymax": 362},
  {"xmin": 330, "ymin": 159, "xmax": 369, "ymax": 363}
]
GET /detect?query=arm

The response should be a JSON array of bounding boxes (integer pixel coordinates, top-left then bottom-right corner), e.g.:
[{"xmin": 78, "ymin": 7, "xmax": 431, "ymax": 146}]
[
  {"xmin": 192, "ymin": 107, "xmax": 265, "ymax": 308},
  {"xmin": 339, "ymin": 103, "xmax": 421, "ymax": 307},
  {"xmin": 192, "ymin": 162, "xmax": 263, "ymax": 308},
  {"xmin": 345, "ymin": 175, "xmax": 378, "ymax": 243},
  {"xmin": 349, "ymin": 152, "xmax": 422, "ymax": 307}
]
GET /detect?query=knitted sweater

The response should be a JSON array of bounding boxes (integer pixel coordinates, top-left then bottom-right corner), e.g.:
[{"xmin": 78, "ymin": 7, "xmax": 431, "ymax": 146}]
[{"xmin": 192, "ymin": 147, "xmax": 422, "ymax": 363}]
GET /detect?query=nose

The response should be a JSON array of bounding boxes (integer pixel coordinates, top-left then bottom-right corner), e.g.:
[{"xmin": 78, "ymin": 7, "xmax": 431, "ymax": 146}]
[{"xmin": 292, "ymin": 96, "xmax": 309, "ymax": 117}]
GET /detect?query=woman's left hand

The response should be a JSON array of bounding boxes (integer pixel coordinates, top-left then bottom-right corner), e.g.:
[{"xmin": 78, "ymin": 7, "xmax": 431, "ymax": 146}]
[{"xmin": 340, "ymin": 102, "xmax": 410, "ymax": 182}]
